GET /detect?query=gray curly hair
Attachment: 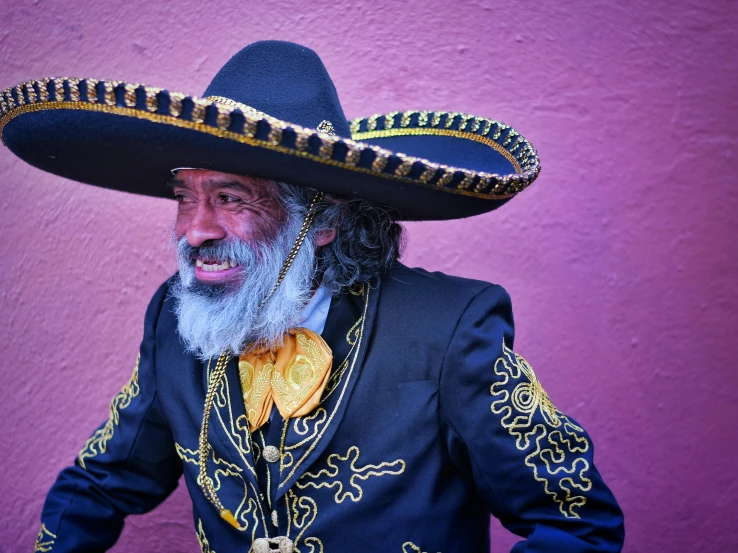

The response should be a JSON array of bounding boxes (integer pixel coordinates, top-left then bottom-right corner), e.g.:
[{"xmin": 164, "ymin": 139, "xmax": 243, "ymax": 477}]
[{"xmin": 277, "ymin": 183, "xmax": 405, "ymax": 293}]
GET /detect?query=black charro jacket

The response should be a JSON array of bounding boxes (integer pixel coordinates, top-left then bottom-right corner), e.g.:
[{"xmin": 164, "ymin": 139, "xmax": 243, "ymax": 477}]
[{"xmin": 37, "ymin": 263, "xmax": 624, "ymax": 553}]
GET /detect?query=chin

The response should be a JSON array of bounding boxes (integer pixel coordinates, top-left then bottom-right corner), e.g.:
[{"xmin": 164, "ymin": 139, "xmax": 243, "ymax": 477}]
[{"xmin": 189, "ymin": 276, "xmax": 241, "ymax": 298}]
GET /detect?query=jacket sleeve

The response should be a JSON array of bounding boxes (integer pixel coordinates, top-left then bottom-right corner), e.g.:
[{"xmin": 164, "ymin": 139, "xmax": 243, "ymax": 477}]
[
  {"xmin": 34, "ymin": 279, "xmax": 183, "ymax": 553},
  {"xmin": 439, "ymin": 285, "xmax": 625, "ymax": 553}
]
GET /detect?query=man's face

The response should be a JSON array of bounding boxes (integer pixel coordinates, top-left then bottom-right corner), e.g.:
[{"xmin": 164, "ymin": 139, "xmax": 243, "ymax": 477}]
[
  {"xmin": 169, "ymin": 169, "xmax": 336, "ymax": 358},
  {"xmin": 171, "ymin": 169, "xmax": 287, "ymax": 285}
]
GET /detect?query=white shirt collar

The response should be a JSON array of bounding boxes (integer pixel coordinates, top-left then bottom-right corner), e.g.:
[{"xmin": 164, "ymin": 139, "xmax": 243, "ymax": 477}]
[{"xmin": 295, "ymin": 284, "xmax": 331, "ymax": 335}]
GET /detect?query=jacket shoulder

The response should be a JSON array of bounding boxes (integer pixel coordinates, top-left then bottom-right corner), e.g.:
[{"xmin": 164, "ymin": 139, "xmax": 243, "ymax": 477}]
[
  {"xmin": 383, "ymin": 262, "xmax": 508, "ymax": 309},
  {"xmin": 142, "ymin": 274, "xmax": 178, "ymax": 336},
  {"xmin": 367, "ymin": 264, "xmax": 512, "ymax": 381},
  {"xmin": 374, "ymin": 263, "xmax": 512, "ymax": 346}
]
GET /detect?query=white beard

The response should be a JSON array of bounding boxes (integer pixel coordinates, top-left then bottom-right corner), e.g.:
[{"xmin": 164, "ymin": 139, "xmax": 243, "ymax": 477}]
[{"xmin": 169, "ymin": 214, "xmax": 317, "ymax": 360}]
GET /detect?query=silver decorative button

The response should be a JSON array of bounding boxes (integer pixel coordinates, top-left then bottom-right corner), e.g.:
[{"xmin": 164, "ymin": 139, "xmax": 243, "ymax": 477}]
[
  {"xmin": 271, "ymin": 509, "xmax": 279, "ymax": 527},
  {"xmin": 317, "ymin": 119, "xmax": 335, "ymax": 135},
  {"xmin": 252, "ymin": 536, "xmax": 293, "ymax": 553},
  {"xmin": 263, "ymin": 445, "xmax": 280, "ymax": 463}
]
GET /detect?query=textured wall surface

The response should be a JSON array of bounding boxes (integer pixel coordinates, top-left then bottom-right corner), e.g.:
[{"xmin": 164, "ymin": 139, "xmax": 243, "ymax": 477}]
[{"xmin": 1, "ymin": 1, "xmax": 737, "ymax": 551}]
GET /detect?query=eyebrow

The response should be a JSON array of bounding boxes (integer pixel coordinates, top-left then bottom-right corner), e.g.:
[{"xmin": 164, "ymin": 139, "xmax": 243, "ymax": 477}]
[{"xmin": 167, "ymin": 178, "xmax": 256, "ymax": 194}]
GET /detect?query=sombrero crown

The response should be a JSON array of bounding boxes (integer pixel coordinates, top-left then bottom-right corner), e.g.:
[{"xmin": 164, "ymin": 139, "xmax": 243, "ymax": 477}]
[{"xmin": 0, "ymin": 40, "xmax": 540, "ymax": 221}]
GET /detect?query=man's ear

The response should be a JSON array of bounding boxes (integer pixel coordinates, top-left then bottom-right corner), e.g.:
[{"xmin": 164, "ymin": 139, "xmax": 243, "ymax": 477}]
[{"xmin": 314, "ymin": 229, "xmax": 336, "ymax": 247}]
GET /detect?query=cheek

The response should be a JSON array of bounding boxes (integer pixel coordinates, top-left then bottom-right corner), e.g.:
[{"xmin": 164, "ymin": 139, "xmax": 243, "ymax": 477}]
[
  {"xmin": 231, "ymin": 204, "xmax": 287, "ymax": 244},
  {"xmin": 228, "ymin": 217, "xmax": 277, "ymax": 244},
  {"xmin": 174, "ymin": 212, "xmax": 189, "ymax": 238}
]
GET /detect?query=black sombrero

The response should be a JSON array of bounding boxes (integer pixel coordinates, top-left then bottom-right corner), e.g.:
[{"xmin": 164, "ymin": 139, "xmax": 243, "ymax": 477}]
[{"xmin": 0, "ymin": 40, "xmax": 540, "ymax": 221}]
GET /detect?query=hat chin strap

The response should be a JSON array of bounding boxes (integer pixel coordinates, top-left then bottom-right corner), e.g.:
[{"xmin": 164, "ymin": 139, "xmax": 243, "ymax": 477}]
[
  {"xmin": 259, "ymin": 190, "xmax": 324, "ymax": 308},
  {"xmin": 197, "ymin": 190, "xmax": 324, "ymax": 529}
]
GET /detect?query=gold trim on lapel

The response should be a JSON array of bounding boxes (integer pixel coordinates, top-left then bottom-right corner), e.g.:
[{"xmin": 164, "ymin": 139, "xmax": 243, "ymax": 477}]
[
  {"xmin": 276, "ymin": 281, "xmax": 380, "ymax": 495},
  {"xmin": 205, "ymin": 355, "xmax": 263, "ymax": 492}
]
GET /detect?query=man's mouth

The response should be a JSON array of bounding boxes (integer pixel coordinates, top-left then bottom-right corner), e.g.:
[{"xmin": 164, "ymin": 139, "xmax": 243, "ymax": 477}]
[
  {"xmin": 194, "ymin": 257, "xmax": 242, "ymax": 281},
  {"xmin": 195, "ymin": 258, "xmax": 240, "ymax": 271}
]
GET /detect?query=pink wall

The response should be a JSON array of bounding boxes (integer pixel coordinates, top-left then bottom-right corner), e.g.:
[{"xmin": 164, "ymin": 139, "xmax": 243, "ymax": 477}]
[{"xmin": 1, "ymin": 1, "xmax": 736, "ymax": 551}]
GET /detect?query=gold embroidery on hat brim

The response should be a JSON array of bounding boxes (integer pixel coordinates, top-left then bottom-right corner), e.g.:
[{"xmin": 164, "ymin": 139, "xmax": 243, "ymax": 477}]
[
  {"xmin": 351, "ymin": 110, "xmax": 539, "ymax": 174},
  {"xmin": 0, "ymin": 78, "xmax": 540, "ymax": 201},
  {"xmin": 353, "ymin": 127, "xmax": 522, "ymax": 173},
  {"xmin": 203, "ymin": 95, "xmax": 269, "ymax": 119}
]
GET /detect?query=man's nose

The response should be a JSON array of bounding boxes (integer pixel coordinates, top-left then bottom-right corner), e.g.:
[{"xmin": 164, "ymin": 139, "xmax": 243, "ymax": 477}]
[{"xmin": 185, "ymin": 203, "xmax": 227, "ymax": 247}]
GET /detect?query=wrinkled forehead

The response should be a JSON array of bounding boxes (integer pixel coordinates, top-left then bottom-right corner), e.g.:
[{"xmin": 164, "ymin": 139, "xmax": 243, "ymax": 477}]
[{"xmin": 169, "ymin": 168, "xmax": 278, "ymax": 196}]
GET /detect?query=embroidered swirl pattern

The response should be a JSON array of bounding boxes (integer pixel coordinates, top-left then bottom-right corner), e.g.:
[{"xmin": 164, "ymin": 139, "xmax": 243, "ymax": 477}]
[
  {"xmin": 176, "ymin": 443, "xmax": 262, "ymax": 537},
  {"xmin": 207, "ymin": 358, "xmax": 256, "ymax": 476},
  {"xmin": 286, "ymin": 443, "xmax": 404, "ymax": 550},
  {"xmin": 296, "ymin": 446, "xmax": 406, "ymax": 503},
  {"xmin": 78, "ymin": 355, "xmax": 141, "ymax": 469},
  {"xmin": 196, "ymin": 518, "xmax": 217, "ymax": 553},
  {"xmin": 286, "ymin": 489, "xmax": 324, "ymax": 553},
  {"xmin": 33, "ymin": 524, "xmax": 56, "ymax": 552},
  {"xmin": 490, "ymin": 342, "xmax": 592, "ymax": 518}
]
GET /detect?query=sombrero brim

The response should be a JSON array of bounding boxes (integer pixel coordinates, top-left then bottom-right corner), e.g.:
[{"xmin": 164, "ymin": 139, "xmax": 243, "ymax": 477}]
[{"xmin": 0, "ymin": 78, "xmax": 540, "ymax": 221}]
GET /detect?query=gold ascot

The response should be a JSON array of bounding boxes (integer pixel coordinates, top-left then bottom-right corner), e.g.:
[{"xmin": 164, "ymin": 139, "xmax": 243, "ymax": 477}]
[{"xmin": 238, "ymin": 328, "xmax": 333, "ymax": 431}]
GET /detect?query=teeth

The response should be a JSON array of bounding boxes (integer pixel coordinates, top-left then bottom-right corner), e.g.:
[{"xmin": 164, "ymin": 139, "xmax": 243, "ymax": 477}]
[{"xmin": 196, "ymin": 258, "xmax": 238, "ymax": 272}]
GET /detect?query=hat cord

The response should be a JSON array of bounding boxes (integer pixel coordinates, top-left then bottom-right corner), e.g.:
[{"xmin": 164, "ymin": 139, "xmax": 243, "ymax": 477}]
[{"xmin": 197, "ymin": 190, "xmax": 324, "ymax": 530}]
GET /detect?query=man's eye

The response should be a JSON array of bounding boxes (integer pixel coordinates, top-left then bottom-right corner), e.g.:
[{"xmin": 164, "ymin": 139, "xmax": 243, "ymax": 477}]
[
  {"xmin": 219, "ymin": 194, "xmax": 241, "ymax": 204},
  {"xmin": 174, "ymin": 194, "xmax": 197, "ymax": 209}
]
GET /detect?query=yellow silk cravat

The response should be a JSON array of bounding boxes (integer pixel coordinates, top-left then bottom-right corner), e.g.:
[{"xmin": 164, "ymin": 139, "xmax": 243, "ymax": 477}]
[{"xmin": 238, "ymin": 328, "xmax": 333, "ymax": 432}]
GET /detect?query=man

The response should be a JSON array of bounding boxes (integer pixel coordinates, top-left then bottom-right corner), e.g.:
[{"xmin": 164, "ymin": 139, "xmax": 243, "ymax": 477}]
[{"xmin": 1, "ymin": 41, "xmax": 624, "ymax": 552}]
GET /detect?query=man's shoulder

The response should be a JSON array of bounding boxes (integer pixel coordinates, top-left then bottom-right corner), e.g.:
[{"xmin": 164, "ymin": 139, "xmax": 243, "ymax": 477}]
[
  {"xmin": 142, "ymin": 274, "xmax": 179, "ymax": 330},
  {"xmin": 370, "ymin": 263, "xmax": 512, "ymax": 350},
  {"xmin": 381, "ymin": 262, "xmax": 509, "ymax": 311}
]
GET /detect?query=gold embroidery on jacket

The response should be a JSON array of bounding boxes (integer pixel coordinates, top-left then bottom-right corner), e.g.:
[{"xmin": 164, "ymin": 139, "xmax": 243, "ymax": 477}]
[
  {"xmin": 293, "ymin": 407, "xmax": 328, "ymax": 437},
  {"xmin": 33, "ymin": 524, "xmax": 56, "ymax": 552},
  {"xmin": 284, "ymin": 446, "xmax": 403, "ymax": 549},
  {"xmin": 320, "ymin": 315, "xmax": 362, "ymax": 402},
  {"xmin": 196, "ymin": 518, "xmax": 217, "ymax": 553},
  {"xmin": 402, "ymin": 543, "xmax": 438, "ymax": 553},
  {"xmin": 78, "ymin": 355, "xmax": 141, "ymax": 469},
  {"xmin": 205, "ymin": 358, "xmax": 256, "ymax": 477},
  {"xmin": 490, "ymin": 342, "xmax": 592, "ymax": 518},
  {"xmin": 295, "ymin": 446, "xmax": 406, "ymax": 503},
  {"xmin": 176, "ymin": 443, "xmax": 263, "ymax": 537},
  {"xmin": 175, "ymin": 444, "xmax": 241, "ymax": 489},
  {"xmin": 285, "ymin": 489, "xmax": 324, "ymax": 553},
  {"xmin": 286, "ymin": 407, "xmax": 328, "ymax": 454}
]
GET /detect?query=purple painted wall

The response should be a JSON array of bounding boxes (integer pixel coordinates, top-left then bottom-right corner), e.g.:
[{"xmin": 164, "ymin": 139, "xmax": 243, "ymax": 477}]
[{"xmin": 1, "ymin": 1, "xmax": 736, "ymax": 551}]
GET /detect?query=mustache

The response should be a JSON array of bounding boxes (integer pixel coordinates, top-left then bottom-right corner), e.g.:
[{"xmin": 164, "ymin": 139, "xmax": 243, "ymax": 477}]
[
  {"xmin": 177, "ymin": 238, "xmax": 259, "ymax": 266},
  {"xmin": 175, "ymin": 238, "xmax": 264, "ymax": 297}
]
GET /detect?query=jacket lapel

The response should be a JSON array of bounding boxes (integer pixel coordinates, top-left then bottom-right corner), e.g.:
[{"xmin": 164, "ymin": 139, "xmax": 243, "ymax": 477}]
[
  {"xmin": 274, "ymin": 281, "xmax": 380, "ymax": 498},
  {"xmin": 206, "ymin": 354, "xmax": 263, "ymax": 496}
]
